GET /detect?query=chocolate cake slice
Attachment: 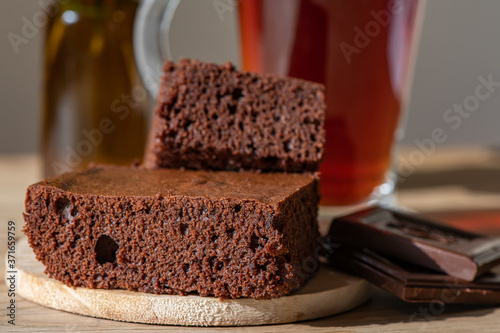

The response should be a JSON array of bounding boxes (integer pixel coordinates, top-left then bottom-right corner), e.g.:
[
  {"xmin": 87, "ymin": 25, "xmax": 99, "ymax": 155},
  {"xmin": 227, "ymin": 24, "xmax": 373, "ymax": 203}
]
[
  {"xmin": 143, "ymin": 59, "xmax": 326, "ymax": 173},
  {"xmin": 23, "ymin": 166, "xmax": 320, "ymax": 299}
]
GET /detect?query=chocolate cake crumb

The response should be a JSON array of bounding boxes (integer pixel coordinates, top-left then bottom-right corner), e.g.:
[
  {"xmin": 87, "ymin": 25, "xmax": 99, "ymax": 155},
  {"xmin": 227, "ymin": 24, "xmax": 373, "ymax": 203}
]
[
  {"xmin": 143, "ymin": 59, "xmax": 326, "ymax": 173},
  {"xmin": 23, "ymin": 166, "xmax": 320, "ymax": 299}
]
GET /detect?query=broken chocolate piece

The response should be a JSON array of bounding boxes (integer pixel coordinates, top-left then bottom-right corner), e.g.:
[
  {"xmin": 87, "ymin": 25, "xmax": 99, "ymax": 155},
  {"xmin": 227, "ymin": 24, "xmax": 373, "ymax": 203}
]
[
  {"xmin": 328, "ymin": 207, "xmax": 500, "ymax": 281},
  {"xmin": 327, "ymin": 244, "xmax": 500, "ymax": 304}
]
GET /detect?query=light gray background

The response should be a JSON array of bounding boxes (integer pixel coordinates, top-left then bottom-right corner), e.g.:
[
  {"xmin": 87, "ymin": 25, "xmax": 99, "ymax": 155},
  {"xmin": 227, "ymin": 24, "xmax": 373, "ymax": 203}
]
[{"xmin": 2, "ymin": 0, "xmax": 500, "ymax": 153}]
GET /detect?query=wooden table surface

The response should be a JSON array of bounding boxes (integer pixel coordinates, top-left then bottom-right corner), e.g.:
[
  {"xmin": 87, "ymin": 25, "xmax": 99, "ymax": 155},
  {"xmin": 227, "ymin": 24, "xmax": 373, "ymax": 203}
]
[{"xmin": 2, "ymin": 147, "xmax": 500, "ymax": 332}]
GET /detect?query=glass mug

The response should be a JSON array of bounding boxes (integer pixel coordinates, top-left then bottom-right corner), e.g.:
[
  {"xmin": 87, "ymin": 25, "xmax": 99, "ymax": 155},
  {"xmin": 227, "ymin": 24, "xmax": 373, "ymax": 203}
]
[{"xmin": 135, "ymin": 0, "xmax": 425, "ymax": 207}]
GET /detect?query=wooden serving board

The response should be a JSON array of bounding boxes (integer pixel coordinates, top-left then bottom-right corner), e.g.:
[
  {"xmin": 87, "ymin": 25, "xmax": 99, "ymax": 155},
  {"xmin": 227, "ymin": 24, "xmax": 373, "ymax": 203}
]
[{"xmin": 13, "ymin": 238, "xmax": 371, "ymax": 327}]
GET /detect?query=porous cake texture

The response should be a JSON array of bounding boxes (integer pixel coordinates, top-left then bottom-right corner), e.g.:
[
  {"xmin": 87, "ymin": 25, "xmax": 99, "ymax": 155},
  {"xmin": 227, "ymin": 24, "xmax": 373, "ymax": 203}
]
[
  {"xmin": 23, "ymin": 166, "xmax": 320, "ymax": 299},
  {"xmin": 143, "ymin": 59, "xmax": 326, "ymax": 173}
]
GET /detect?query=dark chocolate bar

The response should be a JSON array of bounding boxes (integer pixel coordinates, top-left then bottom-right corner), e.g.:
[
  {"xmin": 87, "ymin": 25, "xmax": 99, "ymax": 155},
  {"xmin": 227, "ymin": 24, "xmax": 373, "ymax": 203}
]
[
  {"xmin": 327, "ymin": 245, "xmax": 500, "ymax": 304},
  {"xmin": 328, "ymin": 207, "xmax": 500, "ymax": 281}
]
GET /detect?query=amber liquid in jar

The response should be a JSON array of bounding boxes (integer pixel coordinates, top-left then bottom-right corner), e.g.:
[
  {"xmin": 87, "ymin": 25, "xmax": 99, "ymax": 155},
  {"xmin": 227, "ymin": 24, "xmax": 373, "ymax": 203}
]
[
  {"xmin": 239, "ymin": 0, "xmax": 420, "ymax": 205},
  {"xmin": 42, "ymin": 0, "xmax": 147, "ymax": 177}
]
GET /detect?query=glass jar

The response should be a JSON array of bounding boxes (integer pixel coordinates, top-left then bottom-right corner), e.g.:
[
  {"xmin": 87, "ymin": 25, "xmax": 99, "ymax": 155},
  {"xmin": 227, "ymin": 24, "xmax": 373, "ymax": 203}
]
[{"xmin": 42, "ymin": 0, "xmax": 148, "ymax": 177}]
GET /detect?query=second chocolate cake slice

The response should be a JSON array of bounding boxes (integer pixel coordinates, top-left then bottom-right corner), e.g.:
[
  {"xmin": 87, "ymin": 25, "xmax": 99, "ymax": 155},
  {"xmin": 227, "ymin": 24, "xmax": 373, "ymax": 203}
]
[
  {"xmin": 143, "ymin": 59, "xmax": 326, "ymax": 173},
  {"xmin": 23, "ymin": 166, "xmax": 320, "ymax": 299}
]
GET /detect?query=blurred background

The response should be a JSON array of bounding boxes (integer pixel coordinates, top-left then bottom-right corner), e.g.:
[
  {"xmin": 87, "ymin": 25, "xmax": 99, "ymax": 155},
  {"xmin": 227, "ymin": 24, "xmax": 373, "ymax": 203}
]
[
  {"xmin": 1, "ymin": 0, "xmax": 500, "ymax": 154},
  {"xmin": 2, "ymin": 2, "xmax": 500, "ymax": 328}
]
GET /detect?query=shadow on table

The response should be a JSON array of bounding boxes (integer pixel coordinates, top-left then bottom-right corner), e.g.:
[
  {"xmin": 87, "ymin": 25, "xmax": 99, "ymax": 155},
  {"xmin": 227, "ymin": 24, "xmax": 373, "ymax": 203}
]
[{"xmin": 301, "ymin": 289, "xmax": 497, "ymax": 329}]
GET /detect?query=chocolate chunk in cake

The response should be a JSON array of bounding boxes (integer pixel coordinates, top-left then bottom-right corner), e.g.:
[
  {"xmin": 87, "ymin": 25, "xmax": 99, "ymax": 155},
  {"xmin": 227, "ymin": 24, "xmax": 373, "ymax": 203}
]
[
  {"xmin": 23, "ymin": 166, "xmax": 320, "ymax": 299},
  {"xmin": 143, "ymin": 59, "xmax": 326, "ymax": 173}
]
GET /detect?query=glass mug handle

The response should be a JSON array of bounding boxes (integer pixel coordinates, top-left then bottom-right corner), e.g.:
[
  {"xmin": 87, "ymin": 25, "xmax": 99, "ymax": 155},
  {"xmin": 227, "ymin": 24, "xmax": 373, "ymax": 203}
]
[{"xmin": 134, "ymin": 0, "xmax": 181, "ymax": 98}]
